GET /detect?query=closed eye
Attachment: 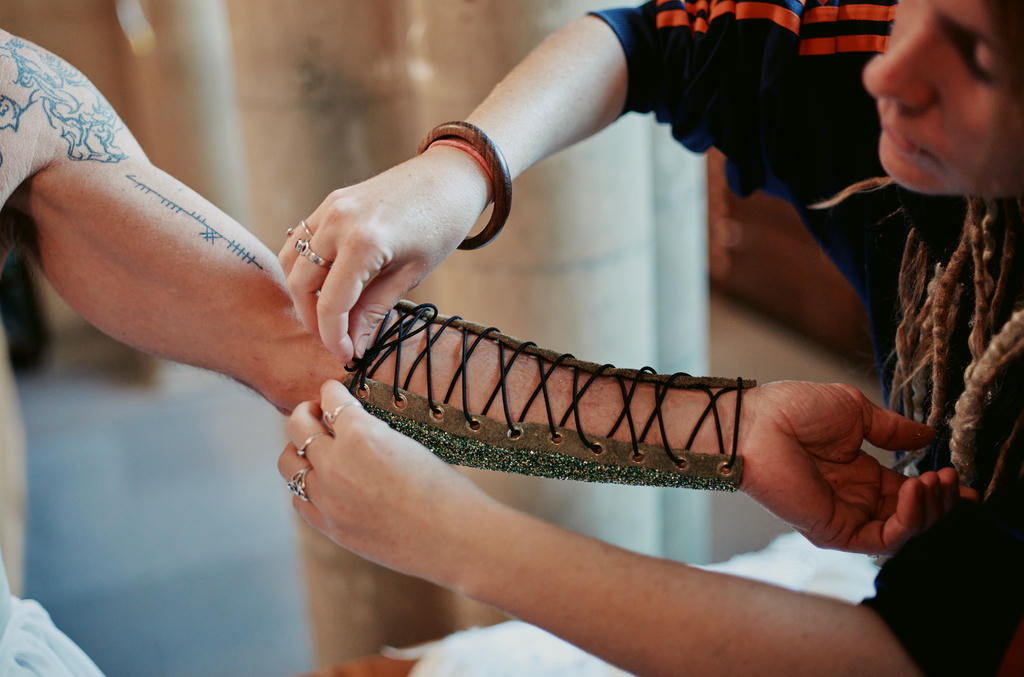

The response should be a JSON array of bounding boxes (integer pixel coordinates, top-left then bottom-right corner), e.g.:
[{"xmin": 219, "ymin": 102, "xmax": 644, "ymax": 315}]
[{"xmin": 935, "ymin": 13, "xmax": 997, "ymax": 84}]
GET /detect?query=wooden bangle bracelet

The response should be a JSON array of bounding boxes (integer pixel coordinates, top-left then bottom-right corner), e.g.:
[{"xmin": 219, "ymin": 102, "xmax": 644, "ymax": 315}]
[{"xmin": 417, "ymin": 121, "xmax": 512, "ymax": 250}]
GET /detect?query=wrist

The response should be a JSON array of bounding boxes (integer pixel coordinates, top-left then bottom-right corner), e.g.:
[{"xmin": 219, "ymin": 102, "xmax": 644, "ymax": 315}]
[
  {"xmin": 427, "ymin": 139, "xmax": 495, "ymax": 202},
  {"xmin": 417, "ymin": 121, "xmax": 512, "ymax": 250},
  {"xmin": 656, "ymin": 380, "xmax": 747, "ymax": 463},
  {"xmin": 419, "ymin": 143, "xmax": 492, "ymax": 210}
]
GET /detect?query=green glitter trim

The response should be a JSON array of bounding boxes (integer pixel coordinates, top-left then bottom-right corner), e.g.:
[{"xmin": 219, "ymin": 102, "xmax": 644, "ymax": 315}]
[{"xmin": 366, "ymin": 403, "xmax": 738, "ymax": 491}]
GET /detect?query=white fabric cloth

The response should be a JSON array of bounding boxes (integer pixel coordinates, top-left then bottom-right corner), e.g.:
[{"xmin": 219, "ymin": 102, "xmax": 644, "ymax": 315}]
[
  {"xmin": 398, "ymin": 622, "xmax": 632, "ymax": 677},
  {"xmin": 0, "ymin": 551, "xmax": 104, "ymax": 676},
  {"xmin": 698, "ymin": 531, "xmax": 879, "ymax": 602}
]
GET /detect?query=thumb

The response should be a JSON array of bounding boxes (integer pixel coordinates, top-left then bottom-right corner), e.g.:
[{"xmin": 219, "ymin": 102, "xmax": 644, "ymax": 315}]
[{"xmin": 348, "ymin": 269, "xmax": 417, "ymax": 359}]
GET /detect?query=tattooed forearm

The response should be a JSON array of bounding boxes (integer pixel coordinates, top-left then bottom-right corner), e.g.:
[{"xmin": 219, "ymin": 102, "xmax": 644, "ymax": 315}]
[
  {"xmin": 126, "ymin": 174, "xmax": 264, "ymax": 269},
  {"xmin": 0, "ymin": 37, "xmax": 127, "ymax": 165}
]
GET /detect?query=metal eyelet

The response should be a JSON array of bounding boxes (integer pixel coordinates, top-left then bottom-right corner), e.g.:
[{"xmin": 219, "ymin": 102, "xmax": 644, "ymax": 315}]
[
  {"xmin": 719, "ymin": 461, "xmax": 734, "ymax": 477},
  {"xmin": 589, "ymin": 442, "xmax": 603, "ymax": 455},
  {"xmin": 467, "ymin": 417, "xmax": 481, "ymax": 432},
  {"xmin": 393, "ymin": 393, "xmax": 407, "ymax": 409},
  {"xmin": 675, "ymin": 458, "xmax": 689, "ymax": 471},
  {"xmin": 506, "ymin": 426, "xmax": 523, "ymax": 440},
  {"xmin": 631, "ymin": 453, "xmax": 644, "ymax": 463},
  {"xmin": 356, "ymin": 384, "xmax": 369, "ymax": 399},
  {"xmin": 431, "ymin": 406, "xmax": 444, "ymax": 420},
  {"xmin": 550, "ymin": 432, "xmax": 563, "ymax": 446}
]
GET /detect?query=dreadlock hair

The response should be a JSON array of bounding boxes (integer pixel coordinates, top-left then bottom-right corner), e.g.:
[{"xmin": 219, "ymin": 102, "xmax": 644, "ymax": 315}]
[{"xmin": 888, "ymin": 197, "xmax": 1024, "ymax": 502}]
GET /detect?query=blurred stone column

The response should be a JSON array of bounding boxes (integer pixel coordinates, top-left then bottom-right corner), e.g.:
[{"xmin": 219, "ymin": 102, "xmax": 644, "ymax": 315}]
[
  {"xmin": 227, "ymin": 2, "xmax": 456, "ymax": 665},
  {"xmin": 227, "ymin": 0, "xmax": 706, "ymax": 666},
  {"xmin": 124, "ymin": 0, "xmax": 251, "ymax": 223},
  {"xmin": 650, "ymin": 122, "xmax": 713, "ymax": 565},
  {"xmin": 226, "ymin": 2, "xmax": 420, "ymax": 246}
]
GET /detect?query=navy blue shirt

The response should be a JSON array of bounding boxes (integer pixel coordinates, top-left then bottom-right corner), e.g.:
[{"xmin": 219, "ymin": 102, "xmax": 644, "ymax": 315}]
[{"xmin": 592, "ymin": 2, "xmax": 1022, "ymax": 673}]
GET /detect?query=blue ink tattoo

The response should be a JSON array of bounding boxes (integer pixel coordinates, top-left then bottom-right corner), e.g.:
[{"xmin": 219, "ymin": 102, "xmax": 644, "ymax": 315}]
[
  {"xmin": 0, "ymin": 37, "xmax": 127, "ymax": 166},
  {"xmin": 126, "ymin": 174, "xmax": 264, "ymax": 269}
]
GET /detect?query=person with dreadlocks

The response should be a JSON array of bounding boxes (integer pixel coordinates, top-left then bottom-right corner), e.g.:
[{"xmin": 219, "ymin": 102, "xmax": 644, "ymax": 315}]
[{"xmin": 279, "ymin": 0, "xmax": 1024, "ymax": 674}]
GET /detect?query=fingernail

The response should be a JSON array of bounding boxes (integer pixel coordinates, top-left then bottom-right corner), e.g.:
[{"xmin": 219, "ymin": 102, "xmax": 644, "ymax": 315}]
[{"xmin": 333, "ymin": 337, "xmax": 353, "ymax": 364}]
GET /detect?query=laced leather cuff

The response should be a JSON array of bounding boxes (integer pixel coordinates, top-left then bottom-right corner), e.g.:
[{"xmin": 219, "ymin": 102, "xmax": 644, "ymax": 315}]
[{"xmin": 345, "ymin": 301, "xmax": 753, "ymax": 490}]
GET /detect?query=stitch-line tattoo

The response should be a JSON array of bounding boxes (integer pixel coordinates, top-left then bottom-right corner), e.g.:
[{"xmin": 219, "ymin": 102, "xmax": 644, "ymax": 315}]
[
  {"xmin": 126, "ymin": 174, "xmax": 264, "ymax": 269},
  {"xmin": 0, "ymin": 37, "xmax": 127, "ymax": 166}
]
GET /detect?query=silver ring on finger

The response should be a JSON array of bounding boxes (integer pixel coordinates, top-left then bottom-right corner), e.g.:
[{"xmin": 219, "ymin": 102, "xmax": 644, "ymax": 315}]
[
  {"xmin": 287, "ymin": 466, "xmax": 311, "ymax": 501},
  {"xmin": 323, "ymin": 401, "xmax": 362, "ymax": 427},
  {"xmin": 286, "ymin": 219, "xmax": 313, "ymax": 239},
  {"xmin": 296, "ymin": 431, "xmax": 330, "ymax": 458},
  {"xmin": 295, "ymin": 238, "xmax": 333, "ymax": 268}
]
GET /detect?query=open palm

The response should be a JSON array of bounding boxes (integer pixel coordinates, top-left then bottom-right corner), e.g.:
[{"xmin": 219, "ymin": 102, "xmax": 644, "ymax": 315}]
[{"xmin": 739, "ymin": 381, "xmax": 974, "ymax": 555}]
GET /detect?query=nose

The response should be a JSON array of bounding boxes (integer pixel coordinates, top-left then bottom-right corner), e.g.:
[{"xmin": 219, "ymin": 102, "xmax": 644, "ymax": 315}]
[{"xmin": 862, "ymin": 21, "xmax": 938, "ymax": 114}]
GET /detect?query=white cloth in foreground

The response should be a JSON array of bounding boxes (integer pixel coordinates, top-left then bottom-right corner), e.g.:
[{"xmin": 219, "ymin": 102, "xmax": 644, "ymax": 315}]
[
  {"xmin": 0, "ymin": 549, "xmax": 104, "ymax": 676},
  {"xmin": 402, "ymin": 622, "xmax": 631, "ymax": 677},
  {"xmin": 395, "ymin": 532, "xmax": 879, "ymax": 676}
]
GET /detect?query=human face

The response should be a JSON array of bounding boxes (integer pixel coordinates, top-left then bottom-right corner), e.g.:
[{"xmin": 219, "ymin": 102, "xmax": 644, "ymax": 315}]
[{"xmin": 862, "ymin": 0, "xmax": 1024, "ymax": 196}]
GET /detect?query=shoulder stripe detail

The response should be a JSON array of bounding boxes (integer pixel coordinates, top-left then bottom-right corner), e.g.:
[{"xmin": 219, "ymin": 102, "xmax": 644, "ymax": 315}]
[
  {"xmin": 798, "ymin": 34, "xmax": 888, "ymax": 54},
  {"xmin": 655, "ymin": 0, "xmax": 892, "ymax": 55},
  {"xmin": 656, "ymin": 1, "xmax": 801, "ymax": 34},
  {"xmin": 804, "ymin": 4, "xmax": 896, "ymax": 24}
]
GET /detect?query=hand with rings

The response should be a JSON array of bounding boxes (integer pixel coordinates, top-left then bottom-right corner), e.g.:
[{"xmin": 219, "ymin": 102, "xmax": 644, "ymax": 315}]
[
  {"xmin": 277, "ymin": 152, "xmax": 486, "ymax": 365},
  {"xmin": 277, "ymin": 379, "xmax": 492, "ymax": 580}
]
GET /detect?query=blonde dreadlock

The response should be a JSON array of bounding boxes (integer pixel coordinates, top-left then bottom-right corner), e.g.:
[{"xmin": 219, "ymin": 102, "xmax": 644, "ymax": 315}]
[{"xmin": 890, "ymin": 198, "xmax": 1024, "ymax": 499}]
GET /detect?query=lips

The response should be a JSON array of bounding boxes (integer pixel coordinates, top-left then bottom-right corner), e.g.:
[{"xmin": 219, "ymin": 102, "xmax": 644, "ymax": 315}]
[{"xmin": 882, "ymin": 124, "xmax": 921, "ymax": 155}]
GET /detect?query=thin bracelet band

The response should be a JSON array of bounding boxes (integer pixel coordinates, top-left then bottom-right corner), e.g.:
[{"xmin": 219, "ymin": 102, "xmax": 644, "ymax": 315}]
[{"xmin": 417, "ymin": 121, "xmax": 512, "ymax": 250}]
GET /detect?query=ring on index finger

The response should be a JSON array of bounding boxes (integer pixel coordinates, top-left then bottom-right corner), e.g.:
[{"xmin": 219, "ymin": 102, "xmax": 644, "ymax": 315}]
[
  {"xmin": 296, "ymin": 431, "xmax": 330, "ymax": 458},
  {"xmin": 323, "ymin": 401, "xmax": 362, "ymax": 427},
  {"xmin": 286, "ymin": 219, "xmax": 314, "ymax": 240}
]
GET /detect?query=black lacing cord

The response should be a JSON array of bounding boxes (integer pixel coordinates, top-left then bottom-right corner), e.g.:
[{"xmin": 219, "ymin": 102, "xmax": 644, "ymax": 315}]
[
  {"xmin": 449, "ymin": 326, "xmax": 501, "ymax": 426},
  {"xmin": 402, "ymin": 314, "xmax": 462, "ymax": 415},
  {"xmin": 518, "ymin": 353, "xmax": 575, "ymax": 441},
  {"xmin": 481, "ymin": 340, "xmax": 537, "ymax": 434},
  {"xmin": 726, "ymin": 377, "xmax": 743, "ymax": 471},
  {"xmin": 639, "ymin": 372, "xmax": 690, "ymax": 465},
  {"xmin": 683, "ymin": 387, "xmax": 730, "ymax": 453},
  {"xmin": 349, "ymin": 303, "xmax": 743, "ymax": 466},
  {"xmin": 350, "ymin": 304, "xmax": 437, "ymax": 397},
  {"xmin": 606, "ymin": 367, "xmax": 657, "ymax": 460},
  {"xmin": 561, "ymin": 364, "xmax": 615, "ymax": 452}
]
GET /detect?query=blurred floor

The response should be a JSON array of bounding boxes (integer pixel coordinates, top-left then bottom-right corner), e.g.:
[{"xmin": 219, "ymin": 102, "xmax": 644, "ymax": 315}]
[
  {"xmin": 12, "ymin": 291, "xmax": 883, "ymax": 676},
  {"xmin": 16, "ymin": 340, "xmax": 313, "ymax": 677}
]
